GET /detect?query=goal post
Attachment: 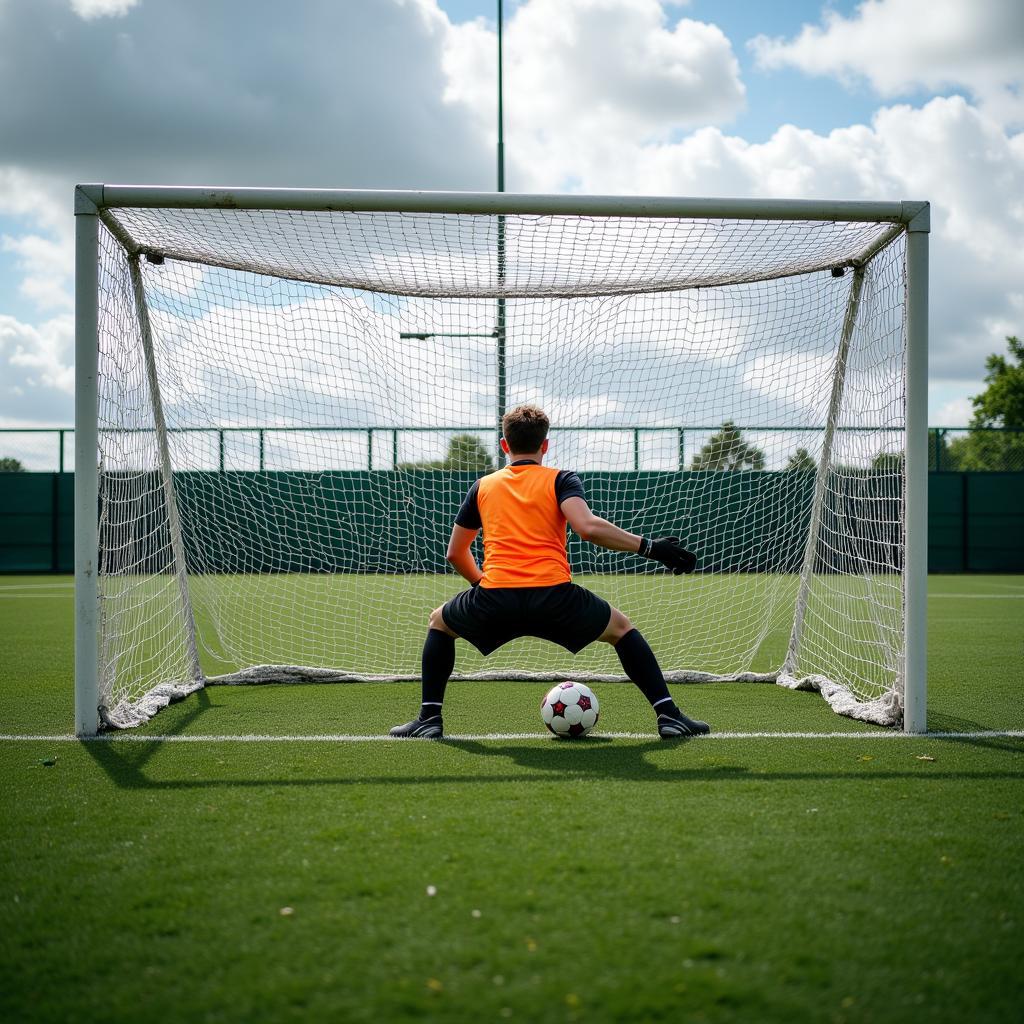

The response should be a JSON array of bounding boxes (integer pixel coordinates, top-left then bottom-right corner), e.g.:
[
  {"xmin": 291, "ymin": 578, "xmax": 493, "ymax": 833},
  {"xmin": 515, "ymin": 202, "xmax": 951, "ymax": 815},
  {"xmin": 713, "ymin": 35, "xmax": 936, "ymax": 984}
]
[
  {"xmin": 74, "ymin": 186, "xmax": 101, "ymax": 737},
  {"xmin": 73, "ymin": 184, "xmax": 929, "ymax": 735},
  {"xmin": 904, "ymin": 205, "xmax": 930, "ymax": 735}
]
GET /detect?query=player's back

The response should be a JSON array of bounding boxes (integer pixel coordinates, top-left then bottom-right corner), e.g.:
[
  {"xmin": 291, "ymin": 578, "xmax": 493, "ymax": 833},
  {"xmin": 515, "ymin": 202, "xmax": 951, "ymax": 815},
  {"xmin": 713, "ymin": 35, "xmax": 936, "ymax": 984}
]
[{"xmin": 476, "ymin": 463, "xmax": 571, "ymax": 588}]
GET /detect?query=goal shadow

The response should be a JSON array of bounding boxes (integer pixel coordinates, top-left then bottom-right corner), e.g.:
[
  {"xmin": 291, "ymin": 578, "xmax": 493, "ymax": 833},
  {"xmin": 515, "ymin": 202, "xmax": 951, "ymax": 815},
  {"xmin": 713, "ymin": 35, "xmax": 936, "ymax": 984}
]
[{"xmin": 78, "ymin": 731, "xmax": 1024, "ymax": 792}]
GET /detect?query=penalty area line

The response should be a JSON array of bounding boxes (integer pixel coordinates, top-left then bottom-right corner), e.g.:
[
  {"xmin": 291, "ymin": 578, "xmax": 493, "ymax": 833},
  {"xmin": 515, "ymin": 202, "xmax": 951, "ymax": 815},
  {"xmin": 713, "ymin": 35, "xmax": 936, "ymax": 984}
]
[{"xmin": 2, "ymin": 730, "xmax": 1023, "ymax": 742}]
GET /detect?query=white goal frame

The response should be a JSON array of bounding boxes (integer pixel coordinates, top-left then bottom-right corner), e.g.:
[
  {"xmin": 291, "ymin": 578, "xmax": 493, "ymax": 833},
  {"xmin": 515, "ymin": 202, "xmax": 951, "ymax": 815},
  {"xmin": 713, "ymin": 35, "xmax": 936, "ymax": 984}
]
[{"xmin": 73, "ymin": 184, "xmax": 930, "ymax": 736}]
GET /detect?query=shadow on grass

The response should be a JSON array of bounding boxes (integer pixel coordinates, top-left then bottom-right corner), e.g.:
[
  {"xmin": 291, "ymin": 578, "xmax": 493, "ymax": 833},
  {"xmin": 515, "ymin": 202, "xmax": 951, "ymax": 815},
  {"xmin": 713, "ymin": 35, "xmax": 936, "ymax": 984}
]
[
  {"xmin": 81, "ymin": 730, "xmax": 1024, "ymax": 792},
  {"xmin": 86, "ymin": 686, "xmax": 213, "ymax": 776},
  {"xmin": 925, "ymin": 711, "xmax": 1024, "ymax": 751}
]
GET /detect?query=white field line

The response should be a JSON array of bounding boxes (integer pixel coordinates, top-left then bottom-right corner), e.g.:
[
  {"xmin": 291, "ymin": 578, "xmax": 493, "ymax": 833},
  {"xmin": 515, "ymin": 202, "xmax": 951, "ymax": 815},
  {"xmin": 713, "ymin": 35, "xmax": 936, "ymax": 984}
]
[
  {"xmin": 928, "ymin": 593, "xmax": 1024, "ymax": 599},
  {"xmin": 1, "ymin": 731, "xmax": 1022, "ymax": 743}
]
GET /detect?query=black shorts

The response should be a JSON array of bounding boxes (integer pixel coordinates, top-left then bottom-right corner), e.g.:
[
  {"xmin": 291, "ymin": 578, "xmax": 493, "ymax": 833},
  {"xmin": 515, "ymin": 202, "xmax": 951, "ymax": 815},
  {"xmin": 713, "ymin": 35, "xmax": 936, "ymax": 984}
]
[{"xmin": 442, "ymin": 582, "xmax": 611, "ymax": 657}]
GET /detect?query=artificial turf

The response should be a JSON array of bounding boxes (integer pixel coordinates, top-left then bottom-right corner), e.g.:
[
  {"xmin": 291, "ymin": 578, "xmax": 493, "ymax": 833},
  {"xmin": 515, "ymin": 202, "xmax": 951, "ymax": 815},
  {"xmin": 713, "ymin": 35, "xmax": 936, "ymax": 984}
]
[{"xmin": 1, "ymin": 575, "xmax": 1022, "ymax": 1022}]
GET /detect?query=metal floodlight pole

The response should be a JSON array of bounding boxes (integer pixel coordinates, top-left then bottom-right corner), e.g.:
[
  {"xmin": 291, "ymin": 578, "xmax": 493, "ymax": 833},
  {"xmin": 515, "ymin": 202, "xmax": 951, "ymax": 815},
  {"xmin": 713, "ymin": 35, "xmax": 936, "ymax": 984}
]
[
  {"xmin": 497, "ymin": 0, "xmax": 505, "ymax": 196},
  {"xmin": 495, "ymin": 0, "xmax": 508, "ymax": 461},
  {"xmin": 903, "ymin": 203, "xmax": 930, "ymax": 734},
  {"xmin": 74, "ymin": 186, "xmax": 102, "ymax": 737}
]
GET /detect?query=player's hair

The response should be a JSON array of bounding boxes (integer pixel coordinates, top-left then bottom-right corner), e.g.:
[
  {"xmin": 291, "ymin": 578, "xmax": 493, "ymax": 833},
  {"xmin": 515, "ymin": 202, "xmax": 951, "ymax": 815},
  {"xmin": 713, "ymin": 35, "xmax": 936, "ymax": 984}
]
[{"xmin": 502, "ymin": 404, "xmax": 550, "ymax": 454}]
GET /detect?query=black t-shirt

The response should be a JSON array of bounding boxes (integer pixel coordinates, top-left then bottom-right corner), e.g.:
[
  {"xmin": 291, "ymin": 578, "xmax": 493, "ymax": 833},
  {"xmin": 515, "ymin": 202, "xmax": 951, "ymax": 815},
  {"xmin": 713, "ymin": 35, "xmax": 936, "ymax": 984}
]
[{"xmin": 455, "ymin": 461, "xmax": 586, "ymax": 530}]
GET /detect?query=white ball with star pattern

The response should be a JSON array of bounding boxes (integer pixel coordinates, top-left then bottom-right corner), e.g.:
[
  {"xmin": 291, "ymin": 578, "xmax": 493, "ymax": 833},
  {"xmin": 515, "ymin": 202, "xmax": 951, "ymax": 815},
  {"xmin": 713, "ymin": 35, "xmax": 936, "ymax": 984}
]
[{"xmin": 540, "ymin": 682, "xmax": 600, "ymax": 737}]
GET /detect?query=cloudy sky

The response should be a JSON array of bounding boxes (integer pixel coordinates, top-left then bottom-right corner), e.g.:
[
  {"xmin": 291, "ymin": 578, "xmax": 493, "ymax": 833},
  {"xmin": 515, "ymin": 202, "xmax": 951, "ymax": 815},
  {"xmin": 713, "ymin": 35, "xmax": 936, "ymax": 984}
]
[{"xmin": 1, "ymin": 0, "xmax": 1022, "ymax": 433}]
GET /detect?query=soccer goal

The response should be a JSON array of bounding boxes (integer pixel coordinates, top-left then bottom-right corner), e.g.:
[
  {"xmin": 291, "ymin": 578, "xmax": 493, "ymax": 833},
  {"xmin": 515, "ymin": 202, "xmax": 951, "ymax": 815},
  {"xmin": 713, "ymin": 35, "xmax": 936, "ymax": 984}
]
[{"xmin": 74, "ymin": 185, "xmax": 929, "ymax": 734}]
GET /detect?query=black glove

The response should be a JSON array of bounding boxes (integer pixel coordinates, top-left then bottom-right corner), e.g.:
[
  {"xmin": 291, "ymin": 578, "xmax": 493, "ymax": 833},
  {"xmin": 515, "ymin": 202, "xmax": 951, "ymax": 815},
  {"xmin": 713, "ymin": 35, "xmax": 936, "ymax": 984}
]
[{"xmin": 638, "ymin": 536, "xmax": 697, "ymax": 574}]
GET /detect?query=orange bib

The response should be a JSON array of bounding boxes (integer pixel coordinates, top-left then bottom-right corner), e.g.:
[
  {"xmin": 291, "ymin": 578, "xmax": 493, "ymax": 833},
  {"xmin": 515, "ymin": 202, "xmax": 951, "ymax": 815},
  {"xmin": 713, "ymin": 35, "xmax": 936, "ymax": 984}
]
[{"xmin": 477, "ymin": 464, "xmax": 571, "ymax": 588}]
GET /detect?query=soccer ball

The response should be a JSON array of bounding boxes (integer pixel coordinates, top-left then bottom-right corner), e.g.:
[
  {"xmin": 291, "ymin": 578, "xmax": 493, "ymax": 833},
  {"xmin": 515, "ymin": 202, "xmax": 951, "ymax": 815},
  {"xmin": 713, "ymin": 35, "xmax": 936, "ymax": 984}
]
[{"xmin": 540, "ymin": 682, "xmax": 600, "ymax": 738}]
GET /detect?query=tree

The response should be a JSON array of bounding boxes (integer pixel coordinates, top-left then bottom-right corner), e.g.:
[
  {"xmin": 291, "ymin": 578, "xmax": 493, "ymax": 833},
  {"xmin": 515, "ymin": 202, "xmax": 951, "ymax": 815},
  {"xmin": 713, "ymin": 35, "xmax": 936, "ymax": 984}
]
[
  {"xmin": 871, "ymin": 451, "xmax": 904, "ymax": 474},
  {"xmin": 784, "ymin": 448, "xmax": 816, "ymax": 472},
  {"xmin": 944, "ymin": 336, "xmax": 1024, "ymax": 471},
  {"xmin": 930, "ymin": 429, "xmax": 961, "ymax": 471},
  {"xmin": 970, "ymin": 336, "xmax": 1024, "ymax": 428},
  {"xmin": 947, "ymin": 429, "xmax": 1024, "ymax": 471},
  {"xmin": 0, "ymin": 457, "xmax": 25, "ymax": 472},
  {"xmin": 399, "ymin": 433, "xmax": 495, "ymax": 472},
  {"xmin": 443, "ymin": 433, "xmax": 495, "ymax": 471},
  {"xmin": 690, "ymin": 421, "xmax": 765, "ymax": 471}
]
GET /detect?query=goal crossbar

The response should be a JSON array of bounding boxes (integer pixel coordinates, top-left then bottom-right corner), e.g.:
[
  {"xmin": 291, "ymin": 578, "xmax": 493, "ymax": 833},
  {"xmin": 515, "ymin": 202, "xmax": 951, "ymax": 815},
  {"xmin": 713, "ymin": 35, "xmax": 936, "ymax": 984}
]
[{"xmin": 78, "ymin": 184, "xmax": 926, "ymax": 225}]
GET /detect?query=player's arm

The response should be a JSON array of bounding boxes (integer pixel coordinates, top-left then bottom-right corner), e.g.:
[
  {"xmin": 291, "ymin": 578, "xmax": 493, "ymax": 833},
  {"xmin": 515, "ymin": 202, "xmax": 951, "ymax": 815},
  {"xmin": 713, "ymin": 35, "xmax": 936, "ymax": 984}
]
[
  {"xmin": 561, "ymin": 496, "xmax": 697, "ymax": 575},
  {"xmin": 446, "ymin": 524, "xmax": 483, "ymax": 586},
  {"xmin": 561, "ymin": 497, "xmax": 641, "ymax": 552}
]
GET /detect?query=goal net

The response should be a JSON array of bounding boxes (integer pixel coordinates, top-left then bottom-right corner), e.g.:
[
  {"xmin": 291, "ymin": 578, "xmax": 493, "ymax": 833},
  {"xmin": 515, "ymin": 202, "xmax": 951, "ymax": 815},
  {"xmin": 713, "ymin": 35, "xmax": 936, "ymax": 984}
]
[{"xmin": 80, "ymin": 189, "xmax": 923, "ymax": 730}]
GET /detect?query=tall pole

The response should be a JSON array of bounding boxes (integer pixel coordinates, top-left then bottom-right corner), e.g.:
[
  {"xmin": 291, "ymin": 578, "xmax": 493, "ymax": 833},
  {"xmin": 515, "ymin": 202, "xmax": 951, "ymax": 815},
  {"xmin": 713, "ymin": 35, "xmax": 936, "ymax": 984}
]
[
  {"xmin": 495, "ymin": 0, "xmax": 507, "ymax": 461},
  {"xmin": 497, "ymin": 0, "xmax": 505, "ymax": 195}
]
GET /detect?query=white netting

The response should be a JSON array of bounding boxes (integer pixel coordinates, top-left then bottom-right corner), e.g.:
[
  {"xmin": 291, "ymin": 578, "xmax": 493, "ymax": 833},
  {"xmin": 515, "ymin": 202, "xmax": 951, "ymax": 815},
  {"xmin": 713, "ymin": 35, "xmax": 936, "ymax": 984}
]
[{"xmin": 93, "ymin": 205, "xmax": 907, "ymax": 728}]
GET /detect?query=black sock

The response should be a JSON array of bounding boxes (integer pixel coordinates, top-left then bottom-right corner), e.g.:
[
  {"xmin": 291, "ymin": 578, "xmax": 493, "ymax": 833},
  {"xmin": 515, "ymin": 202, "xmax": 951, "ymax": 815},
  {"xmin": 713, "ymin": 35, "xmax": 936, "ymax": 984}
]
[
  {"xmin": 614, "ymin": 628, "xmax": 678, "ymax": 715},
  {"xmin": 420, "ymin": 628, "xmax": 455, "ymax": 716}
]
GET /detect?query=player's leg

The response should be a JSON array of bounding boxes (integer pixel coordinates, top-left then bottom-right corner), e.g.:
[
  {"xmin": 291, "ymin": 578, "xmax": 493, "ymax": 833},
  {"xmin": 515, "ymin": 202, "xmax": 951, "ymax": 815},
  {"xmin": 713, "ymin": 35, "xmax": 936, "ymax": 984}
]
[
  {"xmin": 389, "ymin": 605, "xmax": 457, "ymax": 739},
  {"xmin": 599, "ymin": 607, "xmax": 711, "ymax": 738}
]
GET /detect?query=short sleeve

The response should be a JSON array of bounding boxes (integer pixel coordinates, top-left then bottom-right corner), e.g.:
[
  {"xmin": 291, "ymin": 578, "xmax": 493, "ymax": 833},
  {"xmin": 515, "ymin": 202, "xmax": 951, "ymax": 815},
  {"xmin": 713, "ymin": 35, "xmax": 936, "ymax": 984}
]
[
  {"xmin": 455, "ymin": 479, "xmax": 482, "ymax": 529},
  {"xmin": 555, "ymin": 470, "xmax": 586, "ymax": 505}
]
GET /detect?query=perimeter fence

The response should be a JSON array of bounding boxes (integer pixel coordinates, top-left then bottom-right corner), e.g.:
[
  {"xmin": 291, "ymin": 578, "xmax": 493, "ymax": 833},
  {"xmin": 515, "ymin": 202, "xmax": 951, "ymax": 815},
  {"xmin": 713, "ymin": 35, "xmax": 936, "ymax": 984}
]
[
  {"xmin": 1, "ymin": 425, "xmax": 1022, "ymax": 474},
  {"xmin": 1, "ymin": 426, "xmax": 1021, "ymax": 573}
]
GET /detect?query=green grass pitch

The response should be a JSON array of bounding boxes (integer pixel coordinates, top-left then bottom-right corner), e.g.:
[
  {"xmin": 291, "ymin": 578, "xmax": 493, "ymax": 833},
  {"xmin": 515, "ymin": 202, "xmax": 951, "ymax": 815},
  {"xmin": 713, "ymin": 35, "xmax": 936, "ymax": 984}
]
[{"xmin": 1, "ymin": 574, "xmax": 1022, "ymax": 1022}]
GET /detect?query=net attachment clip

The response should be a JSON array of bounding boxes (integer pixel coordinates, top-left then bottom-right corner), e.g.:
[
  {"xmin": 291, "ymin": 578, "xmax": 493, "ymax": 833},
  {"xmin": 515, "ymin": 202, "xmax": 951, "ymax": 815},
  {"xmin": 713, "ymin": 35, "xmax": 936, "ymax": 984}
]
[{"xmin": 144, "ymin": 250, "xmax": 165, "ymax": 266}]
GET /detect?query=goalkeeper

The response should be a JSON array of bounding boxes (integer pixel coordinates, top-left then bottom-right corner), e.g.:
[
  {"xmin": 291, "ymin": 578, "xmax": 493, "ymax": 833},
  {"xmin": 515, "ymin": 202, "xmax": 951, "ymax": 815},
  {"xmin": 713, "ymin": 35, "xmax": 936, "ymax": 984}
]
[{"xmin": 391, "ymin": 404, "xmax": 710, "ymax": 740}]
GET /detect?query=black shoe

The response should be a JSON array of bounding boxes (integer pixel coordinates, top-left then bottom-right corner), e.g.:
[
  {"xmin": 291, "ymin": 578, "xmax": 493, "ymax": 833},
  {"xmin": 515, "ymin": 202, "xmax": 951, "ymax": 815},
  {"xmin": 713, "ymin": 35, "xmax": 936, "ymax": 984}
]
[
  {"xmin": 657, "ymin": 711, "xmax": 710, "ymax": 739},
  {"xmin": 389, "ymin": 715, "xmax": 444, "ymax": 739}
]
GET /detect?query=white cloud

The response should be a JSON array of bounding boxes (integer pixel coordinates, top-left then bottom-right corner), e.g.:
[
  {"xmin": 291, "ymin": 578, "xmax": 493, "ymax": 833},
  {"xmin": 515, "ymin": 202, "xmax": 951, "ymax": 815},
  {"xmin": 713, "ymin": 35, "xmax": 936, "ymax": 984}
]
[
  {"xmin": 743, "ymin": 351, "xmax": 835, "ymax": 406},
  {"xmin": 0, "ymin": 168, "xmax": 66, "ymax": 234},
  {"xmin": 70, "ymin": 0, "xmax": 140, "ymax": 19},
  {"xmin": 0, "ymin": 313, "xmax": 75, "ymax": 400},
  {"xmin": 444, "ymin": 0, "xmax": 745, "ymax": 174},
  {"xmin": 470, "ymin": 92, "xmax": 1024, "ymax": 388},
  {"xmin": 0, "ymin": 0, "xmax": 488, "ymax": 189},
  {"xmin": 750, "ymin": 0, "xmax": 1024, "ymax": 127},
  {"xmin": 933, "ymin": 396, "xmax": 974, "ymax": 427},
  {"xmin": 146, "ymin": 262, "xmax": 205, "ymax": 302},
  {"xmin": 2, "ymin": 233, "xmax": 74, "ymax": 310}
]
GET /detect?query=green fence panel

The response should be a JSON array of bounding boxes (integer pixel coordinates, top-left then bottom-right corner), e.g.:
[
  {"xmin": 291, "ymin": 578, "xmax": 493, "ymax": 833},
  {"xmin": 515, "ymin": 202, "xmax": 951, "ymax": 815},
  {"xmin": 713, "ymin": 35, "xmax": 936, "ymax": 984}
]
[
  {"xmin": 927, "ymin": 473, "xmax": 965, "ymax": 572},
  {"xmin": 0, "ymin": 473, "xmax": 72, "ymax": 572},
  {"xmin": 1, "ymin": 470, "xmax": 1021, "ymax": 574},
  {"xmin": 966, "ymin": 473, "xmax": 1024, "ymax": 572}
]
